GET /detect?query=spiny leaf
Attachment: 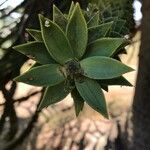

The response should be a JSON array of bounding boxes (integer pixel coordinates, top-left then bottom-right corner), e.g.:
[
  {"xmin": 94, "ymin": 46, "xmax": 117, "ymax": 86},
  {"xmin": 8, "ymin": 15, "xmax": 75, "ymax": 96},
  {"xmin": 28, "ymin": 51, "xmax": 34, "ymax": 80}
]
[
  {"xmin": 13, "ymin": 41, "xmax": 55, "ymax": 64},
  {"xmin": 39, "ymin": 14, "xmax": 74, "ymax": 65},
  {"xmin": 26, "ymin": 29, "xmax": 43, "ymax": 41},
  {"xmin": 38, "ymin": 81, "xmax": 69, "ymax": 110},
  {"xmin": 87, "ymin": 12, "xmax": 99, "ymax": 28},
  {"xmin": 53, "ymin": 5, "xmax": 67, "ymax": 32},
  {"xmin": 75, "ymin": 78, "xmax": 108, "ymax": 118},
  {"xmin": 88, "ymin": 22, "xmax": 113, "ymax": 43},
  {"xmin": 80, "ymin": 56, "xmax": 134, "ymax": 79},
  {"xmin": 71, "ymin": 88, "xmax": 84, "ymax": 116},
  {"xmin": 14, "ymin": 64, "xmax": 65, "ymax": 86},
  {"xmin": 85, "ymin": 38, "xmax": 126, "ymax": 58},
  {"xmin": 67, "ymin": 3, "xmax": 88, "ymax": 59}
]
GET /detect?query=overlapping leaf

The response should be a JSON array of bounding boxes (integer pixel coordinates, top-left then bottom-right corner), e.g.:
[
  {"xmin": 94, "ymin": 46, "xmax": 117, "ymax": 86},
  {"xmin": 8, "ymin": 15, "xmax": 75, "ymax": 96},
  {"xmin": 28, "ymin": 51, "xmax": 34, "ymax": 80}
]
[
  {"xmin": 39, "ymin": 14, "xmax": 74, "ymax": 64},
  {"xmin": 67, "ymin": 3, "xmax": 88, "ymax": 59},
  {"xmin": 53, "ymin": 5, "xmax": 67, "ymax": 32},
  {"xmin": 85, "ymin": 38, "xmax": 126, "ymax": 58},
  {"xmin": 71, "ymin": 88, "xmax": 84, "ymax": 116},
  {"xmin": 14, "ymin": 64, "xmax": 65, "ymax": 86},
  {"xmin": 13, "ymin": 41, "xmax": 55, "ymax": 64},
  {"xmin": 81, "ymin": 56, "xmax": 133, "ymax": 79},
  {"xmin": 98, "ymin": 76, "xmax": 132, "ymax": 86},
  {"xmin": 38, "ymin": 81, "xmax": 69, "ymax": 110},
  {"xmin": 26, "ymin": 29, "xmax": 43, "ymax": 41},
  {"xmin": 68, "ymin": 1, "xmax": 75, "ymax": 19},
  {"xmin": 75, "ymin": 78, "xmax": 108, "ymax": 118},
  {"xmin": 87, "ymin": 12, "xmax": 99, "ymax": 28},
  {"xmin": 88, "ymin": 22, "xmax": 113, "ymax": 43},
  {"xmin": 12, "ymin": 2, "xmax": 134, "ymax": 119}
]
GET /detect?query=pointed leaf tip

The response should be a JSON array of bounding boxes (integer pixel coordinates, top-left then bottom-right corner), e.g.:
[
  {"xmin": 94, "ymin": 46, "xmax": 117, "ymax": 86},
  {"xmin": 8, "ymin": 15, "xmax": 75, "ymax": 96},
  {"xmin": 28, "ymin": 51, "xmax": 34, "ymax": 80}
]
[
  {"xmin": 26, "ymin": 28, "xmax": 43, "ymax": 41},
  {"xmin": 71, "ymin": 88, "xmax": 84, "ymax": 116},
  {"xmin": 87, "ymin": 12, "xmax": 99, "ymax": 28},
  {"xmin": 13, "ymin": 41, "xmax": 55, "ymax": 64},
  {"xmin": 39, "ymin": 15, "xmax": 74, "ymax": 64},
  {"xmin": 81, "ymin": 56, "xmax": 134, "ymax": 80},
  {"xmin": 88, "ymin": 22, "xmax": 113, "ymax": 43},
  {"xmin": 86, "ymin": 38, "xmax": 127, "ymax": 58},
  {"xmin": 67, "ymin": 2, "xmax": 88, "ymax": 59},
  {"xmin": 14, "ymin": 64, "xmax": 65, "ymax": 86},
  {"xmin": 68, "ymin": 1, "xmax": 75, "ymax": 19},
  {"xmin": 53, "ymin": 4, "xmax": 67, "ymax": 31},
  {"xmin": 38, "ymin": 81, "xmax": 69, "ymax": 110},
  {"xmin": 75, "ymin": 78, "xmax": 109, "ymax": 118}
]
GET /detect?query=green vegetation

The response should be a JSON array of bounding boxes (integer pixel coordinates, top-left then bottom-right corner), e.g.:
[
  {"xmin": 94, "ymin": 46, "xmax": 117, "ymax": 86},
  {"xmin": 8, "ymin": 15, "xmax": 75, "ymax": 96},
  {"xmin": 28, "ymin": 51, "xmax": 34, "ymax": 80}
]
[{"xmin": 13, "ymin": 3, "xmax": 133, "ymax": 118}]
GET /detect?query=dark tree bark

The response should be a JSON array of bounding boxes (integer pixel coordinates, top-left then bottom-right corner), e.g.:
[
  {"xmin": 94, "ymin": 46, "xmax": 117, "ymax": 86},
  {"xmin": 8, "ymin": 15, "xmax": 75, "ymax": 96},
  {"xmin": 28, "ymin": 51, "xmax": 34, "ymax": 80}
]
[{"xmin": 131, "ymin": 0, "xmax": 150, "ymax": 149}]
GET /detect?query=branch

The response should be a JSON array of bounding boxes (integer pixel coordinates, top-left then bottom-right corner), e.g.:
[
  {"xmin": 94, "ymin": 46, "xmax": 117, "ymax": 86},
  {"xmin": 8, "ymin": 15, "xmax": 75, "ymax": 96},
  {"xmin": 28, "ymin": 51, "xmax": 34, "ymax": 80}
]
[
  {"xmin": 3, "ymin": 94, "xmax": 42, "ymax": 150},
  {"xmin": 0, "ymin": 90, "xmax": 42, "ymax": 106}
]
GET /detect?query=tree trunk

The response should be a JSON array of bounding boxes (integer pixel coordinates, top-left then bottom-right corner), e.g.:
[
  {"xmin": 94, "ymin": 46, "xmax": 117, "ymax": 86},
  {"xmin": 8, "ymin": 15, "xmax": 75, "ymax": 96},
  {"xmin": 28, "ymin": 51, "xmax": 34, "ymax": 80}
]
[{"xmin": 131, "ymin": 0, "xmax": 150, "ymax": 149}]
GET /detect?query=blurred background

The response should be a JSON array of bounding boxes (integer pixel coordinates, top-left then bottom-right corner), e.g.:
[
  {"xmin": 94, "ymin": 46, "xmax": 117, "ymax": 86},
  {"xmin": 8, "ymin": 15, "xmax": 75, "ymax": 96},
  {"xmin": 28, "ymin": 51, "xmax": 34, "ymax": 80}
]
[{"xmin": 0, "ymin": 0, "xmax": 142, "ymax": 150}]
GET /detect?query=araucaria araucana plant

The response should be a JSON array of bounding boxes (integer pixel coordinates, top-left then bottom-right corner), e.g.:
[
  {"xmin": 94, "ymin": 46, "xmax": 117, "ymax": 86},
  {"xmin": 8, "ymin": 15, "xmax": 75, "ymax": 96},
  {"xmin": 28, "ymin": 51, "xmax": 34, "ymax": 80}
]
[{"xmin": 13, "ymin": 2, "xmax": 133, "ymax": 118}]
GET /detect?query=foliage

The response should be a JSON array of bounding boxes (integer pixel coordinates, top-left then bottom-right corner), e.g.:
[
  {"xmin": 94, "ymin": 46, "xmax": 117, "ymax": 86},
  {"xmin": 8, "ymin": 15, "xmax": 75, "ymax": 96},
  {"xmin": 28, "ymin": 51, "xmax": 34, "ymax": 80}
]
[
  {"xmin": 13, "ymin": 3, "xmax": 133, "ymax": 118},
  {"xmin": 89, "ymin": 0, "xmax": 135, "ymax": 34}
]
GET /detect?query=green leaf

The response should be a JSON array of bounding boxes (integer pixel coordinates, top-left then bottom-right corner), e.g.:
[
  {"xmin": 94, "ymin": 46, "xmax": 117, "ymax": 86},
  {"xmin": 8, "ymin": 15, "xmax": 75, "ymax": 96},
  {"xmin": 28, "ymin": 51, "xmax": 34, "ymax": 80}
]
[
  {"xmin": 121, "ymin": 27, "xmax": 129, "ymax": 35},
  {"xmin": 67, "ymin": 3, "xmax": 88, "ymax": 59},
  {"xmin": 14, "ymin": 64, "xmax": 65, "ymax": 86},
  {"xmin": 75, "ymin": 78, "xmax": 108, "ymax": 118},
  {"xmin": 26, "ymin": 29, "xmax": 43, "ymax": 41},
  {"xmin": 88, "ymin": 22, "xmax": 113, "ymax": 43},
  {"xmin": 39, "ymin": 14, "xmax": 74, "ymax": 65},
  {"xmin": 53, "ymin": 5, "xmax": 67, "ymax": 32},
  {"xmin": 71, "ymin": 88, "xmax": 84, "ymax": 116},
  {"xmin": 109, "ymin": 31, "xmax": 122, "ymax": 38},
  {"xmin": 98, "ymin": 76, "xmax": 132, "ymax": 86},
  {"xmin": 113, "ymin": 19, "xmax": 126, "ymax": 33},
  {"xmin": 80, "ymin": 56, "xmax": 134, "ymax": 79},
  {"xmin": 85, "ymin": 38, "xmax": 126, "ymax": 58},
  {"xmin": 13, "ymin": 41, "xmax": 55, "ymax": 64},
  {"xmin": 68, "ymin": 1, "xmax": 75, "ymax": 19},
  {"xmin": 87, "ymin": 12, "xmax": 99, "ymax": 28},
  {"xmin": 38, "ymin": 81, "xmax": 69, "ymax": 110}
]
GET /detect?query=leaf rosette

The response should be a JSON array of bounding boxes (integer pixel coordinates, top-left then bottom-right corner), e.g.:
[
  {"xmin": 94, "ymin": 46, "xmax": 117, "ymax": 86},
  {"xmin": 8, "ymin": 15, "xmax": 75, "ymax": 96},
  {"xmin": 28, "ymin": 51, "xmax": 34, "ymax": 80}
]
[{"xmin": 13, "ymin": 2, "xmax": 134, "ymax": 118}]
